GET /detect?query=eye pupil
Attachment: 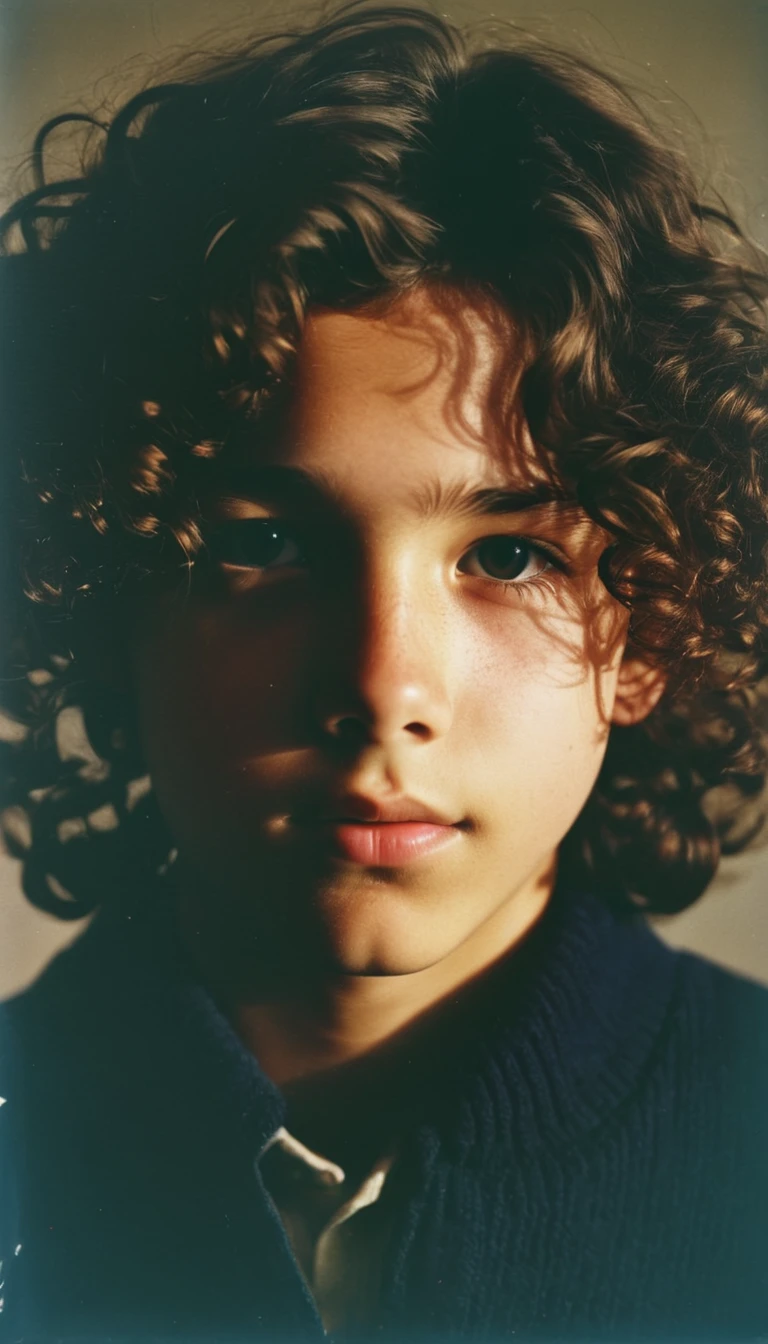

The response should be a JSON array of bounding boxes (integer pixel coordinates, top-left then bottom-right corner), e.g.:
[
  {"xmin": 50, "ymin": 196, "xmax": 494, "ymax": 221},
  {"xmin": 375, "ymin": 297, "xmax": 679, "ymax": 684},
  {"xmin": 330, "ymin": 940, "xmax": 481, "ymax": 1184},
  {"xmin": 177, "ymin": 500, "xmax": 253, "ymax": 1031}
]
[
  {"xmin": 477, "ymin": 537, "xmax": 529, "ymax": 580},
  {"xmin": 208, "ymin": 520, "xmax": 296, "ymax": 568}
]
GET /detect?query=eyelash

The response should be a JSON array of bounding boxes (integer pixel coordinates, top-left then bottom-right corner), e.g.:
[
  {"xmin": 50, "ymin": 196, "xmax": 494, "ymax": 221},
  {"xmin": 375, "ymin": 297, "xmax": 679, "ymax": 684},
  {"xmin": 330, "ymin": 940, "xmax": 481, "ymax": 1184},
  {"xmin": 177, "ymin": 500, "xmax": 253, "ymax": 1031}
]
[
  {"xmin": 205, "ymin": 519, "xmax": 565, "ymax": 592},
  {"xmin": 457, "ymin": 536, "xmax": 562, "ymax": 591}
]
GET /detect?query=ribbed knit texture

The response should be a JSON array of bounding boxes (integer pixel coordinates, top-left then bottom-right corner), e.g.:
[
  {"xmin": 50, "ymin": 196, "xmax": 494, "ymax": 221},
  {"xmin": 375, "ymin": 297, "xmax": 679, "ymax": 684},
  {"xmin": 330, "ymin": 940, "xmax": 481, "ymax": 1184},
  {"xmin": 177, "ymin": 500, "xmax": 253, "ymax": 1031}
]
[{"xmin": 1, "ymin": 883, "xmax": 767, "ymax": 1341}]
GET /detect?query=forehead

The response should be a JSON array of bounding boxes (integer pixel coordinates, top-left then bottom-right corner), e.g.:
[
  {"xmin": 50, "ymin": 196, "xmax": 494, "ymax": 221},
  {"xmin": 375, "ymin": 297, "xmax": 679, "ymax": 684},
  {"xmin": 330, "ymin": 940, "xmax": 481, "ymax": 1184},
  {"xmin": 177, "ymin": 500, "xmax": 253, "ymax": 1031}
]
[
  {"xmin": 296, "ymin": 297, "xmax": 500, "ymax": 410},
  {"xmin": 270, "ymin": 294, "xmax": 538, "ymax": 496}
]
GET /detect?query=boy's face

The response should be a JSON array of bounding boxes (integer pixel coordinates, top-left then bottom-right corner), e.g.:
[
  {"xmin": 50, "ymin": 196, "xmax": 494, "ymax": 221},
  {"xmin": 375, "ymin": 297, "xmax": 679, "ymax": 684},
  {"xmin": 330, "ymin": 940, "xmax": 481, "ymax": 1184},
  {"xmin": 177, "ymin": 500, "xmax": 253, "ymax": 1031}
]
[{"xmin": 133, "ymin": 293, "xmax": 651, "ymax": 986}]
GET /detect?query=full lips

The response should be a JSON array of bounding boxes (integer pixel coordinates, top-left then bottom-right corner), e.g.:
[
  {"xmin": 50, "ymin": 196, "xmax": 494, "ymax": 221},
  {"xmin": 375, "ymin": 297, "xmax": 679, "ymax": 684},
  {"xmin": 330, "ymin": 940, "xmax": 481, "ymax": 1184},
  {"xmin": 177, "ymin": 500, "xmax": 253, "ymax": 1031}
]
[{"xmin": 323, "ymin": 821, "xmax": 460, "ymax": 865}]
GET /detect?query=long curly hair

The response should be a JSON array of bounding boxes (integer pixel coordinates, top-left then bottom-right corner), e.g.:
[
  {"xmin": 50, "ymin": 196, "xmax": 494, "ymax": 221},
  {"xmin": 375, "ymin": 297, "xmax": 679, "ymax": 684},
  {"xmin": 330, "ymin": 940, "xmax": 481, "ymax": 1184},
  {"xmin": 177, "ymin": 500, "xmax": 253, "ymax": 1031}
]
[{"xmin": 2, "ymin": 2, "xmax": 768, "ymax": 921}]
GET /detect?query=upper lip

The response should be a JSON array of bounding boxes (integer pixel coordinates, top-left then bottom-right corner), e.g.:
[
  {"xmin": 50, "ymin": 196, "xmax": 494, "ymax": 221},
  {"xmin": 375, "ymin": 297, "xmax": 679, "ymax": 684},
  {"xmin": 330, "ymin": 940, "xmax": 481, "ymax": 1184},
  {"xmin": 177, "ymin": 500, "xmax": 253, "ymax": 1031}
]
[{"xmin": 296, "ymin": 794, "xmax": 461, "ymax": 826}]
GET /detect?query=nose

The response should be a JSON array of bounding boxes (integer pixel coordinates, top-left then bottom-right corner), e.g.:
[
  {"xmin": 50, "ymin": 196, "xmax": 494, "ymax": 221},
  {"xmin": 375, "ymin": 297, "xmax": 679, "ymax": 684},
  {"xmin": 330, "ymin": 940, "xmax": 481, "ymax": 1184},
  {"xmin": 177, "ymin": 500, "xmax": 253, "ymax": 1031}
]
[{"xmin": 312, "ymin": 563, "xmax": 454, "ymax": 749}]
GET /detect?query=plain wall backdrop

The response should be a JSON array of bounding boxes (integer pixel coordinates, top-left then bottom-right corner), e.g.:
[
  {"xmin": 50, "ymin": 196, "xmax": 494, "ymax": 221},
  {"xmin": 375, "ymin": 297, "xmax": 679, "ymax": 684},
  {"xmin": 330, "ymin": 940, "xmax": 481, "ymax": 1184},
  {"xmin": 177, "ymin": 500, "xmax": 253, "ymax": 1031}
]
[{"xmin": 1, "ymin": 0, "xmax": 767, "ymax": 996}]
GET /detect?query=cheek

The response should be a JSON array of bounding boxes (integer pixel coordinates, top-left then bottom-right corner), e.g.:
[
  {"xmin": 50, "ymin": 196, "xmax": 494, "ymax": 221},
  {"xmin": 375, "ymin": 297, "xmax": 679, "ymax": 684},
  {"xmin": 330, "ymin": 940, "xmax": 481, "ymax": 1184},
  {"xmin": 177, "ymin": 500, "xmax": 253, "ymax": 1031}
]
[
  {"xmin": 133, "ymin": 606, "xmax": 311, "ymax": 801},
  {"xmin": 460, "ymin": 607, "xmax": 619, "ymax": 825}
]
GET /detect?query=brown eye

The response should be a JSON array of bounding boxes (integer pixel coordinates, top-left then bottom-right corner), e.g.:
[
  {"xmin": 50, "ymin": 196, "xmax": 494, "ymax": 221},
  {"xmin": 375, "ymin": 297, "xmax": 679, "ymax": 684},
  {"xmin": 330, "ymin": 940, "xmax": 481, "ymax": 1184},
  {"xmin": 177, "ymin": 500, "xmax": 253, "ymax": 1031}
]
[
  {"xmin": 206, "ymin": 519, "xmax": 306, "ymax": 570},
  {"xmin": 459, "ymin": 536, "xmax": 552, "ymax": 583}
]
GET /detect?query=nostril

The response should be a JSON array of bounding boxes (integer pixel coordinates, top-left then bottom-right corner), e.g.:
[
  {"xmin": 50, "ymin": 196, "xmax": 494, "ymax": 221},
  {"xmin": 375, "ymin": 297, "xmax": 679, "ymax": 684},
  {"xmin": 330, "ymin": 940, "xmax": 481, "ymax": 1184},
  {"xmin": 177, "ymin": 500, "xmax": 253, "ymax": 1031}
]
[
  {"xmin": 330, "ymin": 714, "xmax": 369, "ymax": 743},
  {"xmin": 323, "ymin": 712, "xmax": 433, "ymax": 746},
  {"xmin": 405, "ymin": 721, "xmax": 432, "ymax": 740}
]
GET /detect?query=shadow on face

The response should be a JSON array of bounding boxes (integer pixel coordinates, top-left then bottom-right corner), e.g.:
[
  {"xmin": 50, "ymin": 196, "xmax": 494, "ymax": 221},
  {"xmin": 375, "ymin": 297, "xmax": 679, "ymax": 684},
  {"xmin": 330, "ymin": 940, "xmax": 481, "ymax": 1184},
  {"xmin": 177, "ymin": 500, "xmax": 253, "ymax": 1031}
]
[{"xmin": 130, "ymin": 288, "xmax": 663, "ymax": 985}]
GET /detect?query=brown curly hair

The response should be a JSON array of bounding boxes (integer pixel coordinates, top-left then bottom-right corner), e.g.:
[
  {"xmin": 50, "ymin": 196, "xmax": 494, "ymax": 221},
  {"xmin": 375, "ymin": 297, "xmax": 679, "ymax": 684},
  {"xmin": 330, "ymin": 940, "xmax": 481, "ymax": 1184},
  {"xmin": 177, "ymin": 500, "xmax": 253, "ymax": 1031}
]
[{"xmin": 2, "ymin": 2, "xmax": 768, "ymax": 921}]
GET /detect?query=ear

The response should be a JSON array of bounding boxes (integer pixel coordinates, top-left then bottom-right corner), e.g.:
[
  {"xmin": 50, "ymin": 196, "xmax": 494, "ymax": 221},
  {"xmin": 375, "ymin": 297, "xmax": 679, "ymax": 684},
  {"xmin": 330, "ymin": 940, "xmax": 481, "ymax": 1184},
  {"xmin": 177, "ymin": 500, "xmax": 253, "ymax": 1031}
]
[{"xmin": 611, "ymin": 656, "xmax": 667, "ymax": 727}]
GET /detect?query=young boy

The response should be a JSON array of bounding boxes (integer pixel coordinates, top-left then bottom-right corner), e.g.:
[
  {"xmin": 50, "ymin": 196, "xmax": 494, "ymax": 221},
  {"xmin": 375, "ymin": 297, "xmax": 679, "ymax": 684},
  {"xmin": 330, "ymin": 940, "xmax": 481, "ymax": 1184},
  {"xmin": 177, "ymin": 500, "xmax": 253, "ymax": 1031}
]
[{"xmin": 1, "ymin": 4, "xmax": 767, "ymax": 1339}]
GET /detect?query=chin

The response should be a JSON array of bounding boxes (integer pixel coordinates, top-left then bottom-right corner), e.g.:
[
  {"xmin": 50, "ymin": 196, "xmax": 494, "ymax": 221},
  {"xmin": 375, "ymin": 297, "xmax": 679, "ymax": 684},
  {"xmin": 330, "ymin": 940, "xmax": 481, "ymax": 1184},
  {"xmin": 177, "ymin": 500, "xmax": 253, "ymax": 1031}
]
[
  {"xmin": 331, "ymin": 950, "xmax": 431, "ymax": 977},
  {"xmin": 330, "ymin": 949, "xmax": 446, "ymax": 977},
  {"xmin": 320, "ymin": 907, "xmax": 462, "ymax": 978}
]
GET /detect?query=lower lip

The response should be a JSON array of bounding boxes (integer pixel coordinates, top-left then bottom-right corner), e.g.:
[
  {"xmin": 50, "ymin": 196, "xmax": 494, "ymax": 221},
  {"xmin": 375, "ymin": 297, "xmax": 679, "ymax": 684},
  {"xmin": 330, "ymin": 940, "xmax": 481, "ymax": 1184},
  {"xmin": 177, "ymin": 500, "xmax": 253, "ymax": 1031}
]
[{"xmin": 315, "ymin": 821, "xmax": 460, "ymax": 865}]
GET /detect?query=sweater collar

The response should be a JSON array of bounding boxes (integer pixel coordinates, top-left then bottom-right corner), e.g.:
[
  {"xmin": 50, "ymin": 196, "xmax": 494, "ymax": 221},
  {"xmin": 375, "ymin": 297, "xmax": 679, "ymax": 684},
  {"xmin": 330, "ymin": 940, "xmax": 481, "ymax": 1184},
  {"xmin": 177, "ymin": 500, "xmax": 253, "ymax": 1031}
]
[{"xmin": 416, "ymin": 883, "xmax": 679, "ymax": 1157}]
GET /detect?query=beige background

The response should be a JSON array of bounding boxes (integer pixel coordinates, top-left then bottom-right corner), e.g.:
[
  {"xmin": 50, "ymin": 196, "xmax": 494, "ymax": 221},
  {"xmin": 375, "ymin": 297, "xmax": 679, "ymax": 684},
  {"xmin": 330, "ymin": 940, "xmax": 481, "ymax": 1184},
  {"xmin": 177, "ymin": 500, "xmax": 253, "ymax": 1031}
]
[{"xmin": 1, "ymin": 0, "xmax": 767, "ymax": 997}]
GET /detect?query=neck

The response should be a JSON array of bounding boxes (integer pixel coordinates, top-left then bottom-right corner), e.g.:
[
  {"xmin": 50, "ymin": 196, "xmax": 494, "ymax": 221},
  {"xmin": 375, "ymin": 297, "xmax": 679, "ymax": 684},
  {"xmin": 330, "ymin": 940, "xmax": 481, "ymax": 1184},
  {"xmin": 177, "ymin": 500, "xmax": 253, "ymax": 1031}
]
[
  {"xmin": 230, "ymin": 867, "xmax": 552, "ymax": 1088},
  {"xmin": 174, "ymin": 861, "xmax": 553, "ymax": 1171}
]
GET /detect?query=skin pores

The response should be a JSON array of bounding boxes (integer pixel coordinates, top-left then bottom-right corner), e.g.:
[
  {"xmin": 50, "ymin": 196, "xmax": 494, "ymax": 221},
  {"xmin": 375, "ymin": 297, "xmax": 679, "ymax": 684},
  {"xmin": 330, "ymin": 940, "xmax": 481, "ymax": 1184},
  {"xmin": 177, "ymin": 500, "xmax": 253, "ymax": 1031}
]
[{"xmin": 132, "ymin": 293, "xmax": 642, "ymax": 1001}]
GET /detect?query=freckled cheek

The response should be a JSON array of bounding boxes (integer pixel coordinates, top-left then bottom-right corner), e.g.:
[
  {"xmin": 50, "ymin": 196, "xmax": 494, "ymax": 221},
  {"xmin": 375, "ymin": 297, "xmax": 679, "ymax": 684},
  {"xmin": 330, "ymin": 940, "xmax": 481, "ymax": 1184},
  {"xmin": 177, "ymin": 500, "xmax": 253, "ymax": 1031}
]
[
  {"xmin": 459, "ymin": 616, "xmax": 608, "ymax": 810},
  {"xmin": 462, "ymin": 609, "xmax": 579, "ymax": 725}
]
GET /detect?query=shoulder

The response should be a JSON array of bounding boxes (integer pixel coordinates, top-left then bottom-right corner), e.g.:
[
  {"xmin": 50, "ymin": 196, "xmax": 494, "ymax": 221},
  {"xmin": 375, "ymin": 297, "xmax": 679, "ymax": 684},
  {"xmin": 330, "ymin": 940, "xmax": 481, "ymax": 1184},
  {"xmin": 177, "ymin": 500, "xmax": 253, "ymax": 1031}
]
[
  {"xmin": 0, "ymin": 930, "xmax": 100, "ymax": 1157},
  {"xmin": 667, "ymin": 946, "xmax": 768, "ymax": 1080},
  {"xmin": 0, "ymin": 923, "xmax": 137, "ymax": 1300},
  {"xmin": 637, "ymin": 935, "xmax": 768, "ymax": 1145},
  {"xmin": 0, "ymin": 996, "xmax": 23, "ymax": 1120},
  {"xmin": 0, "ymin": 1000, "xmax": 23, "ymax": 1284},
  {"xmin": 666, "ymin": 941, "xmax": 768, "ymax": 1053},
  {"xmin": 542, "ymin": 891, "xmax": 768, "ymax": 1137}
]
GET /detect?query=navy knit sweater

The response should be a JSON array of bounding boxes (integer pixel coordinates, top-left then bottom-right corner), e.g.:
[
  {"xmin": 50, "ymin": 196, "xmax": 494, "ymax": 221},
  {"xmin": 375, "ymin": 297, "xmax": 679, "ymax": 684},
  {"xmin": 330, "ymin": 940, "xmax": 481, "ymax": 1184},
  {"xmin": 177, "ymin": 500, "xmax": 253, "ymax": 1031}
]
[{"xmin": 1, "ymin": 883, "xmax": 767, "ymax": 1341}]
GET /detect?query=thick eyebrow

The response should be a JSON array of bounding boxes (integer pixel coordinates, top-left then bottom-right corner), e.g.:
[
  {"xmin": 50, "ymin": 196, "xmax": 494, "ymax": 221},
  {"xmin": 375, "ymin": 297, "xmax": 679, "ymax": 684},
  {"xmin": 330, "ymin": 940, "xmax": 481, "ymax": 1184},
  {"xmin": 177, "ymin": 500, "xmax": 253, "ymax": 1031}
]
[
  {"xmin": 410, "ymin": 477, "xmax": 577, "ymax": 522},
  {"xmin": 212, "ymin": 464, "xmax": 577, "ymax": 521}
]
